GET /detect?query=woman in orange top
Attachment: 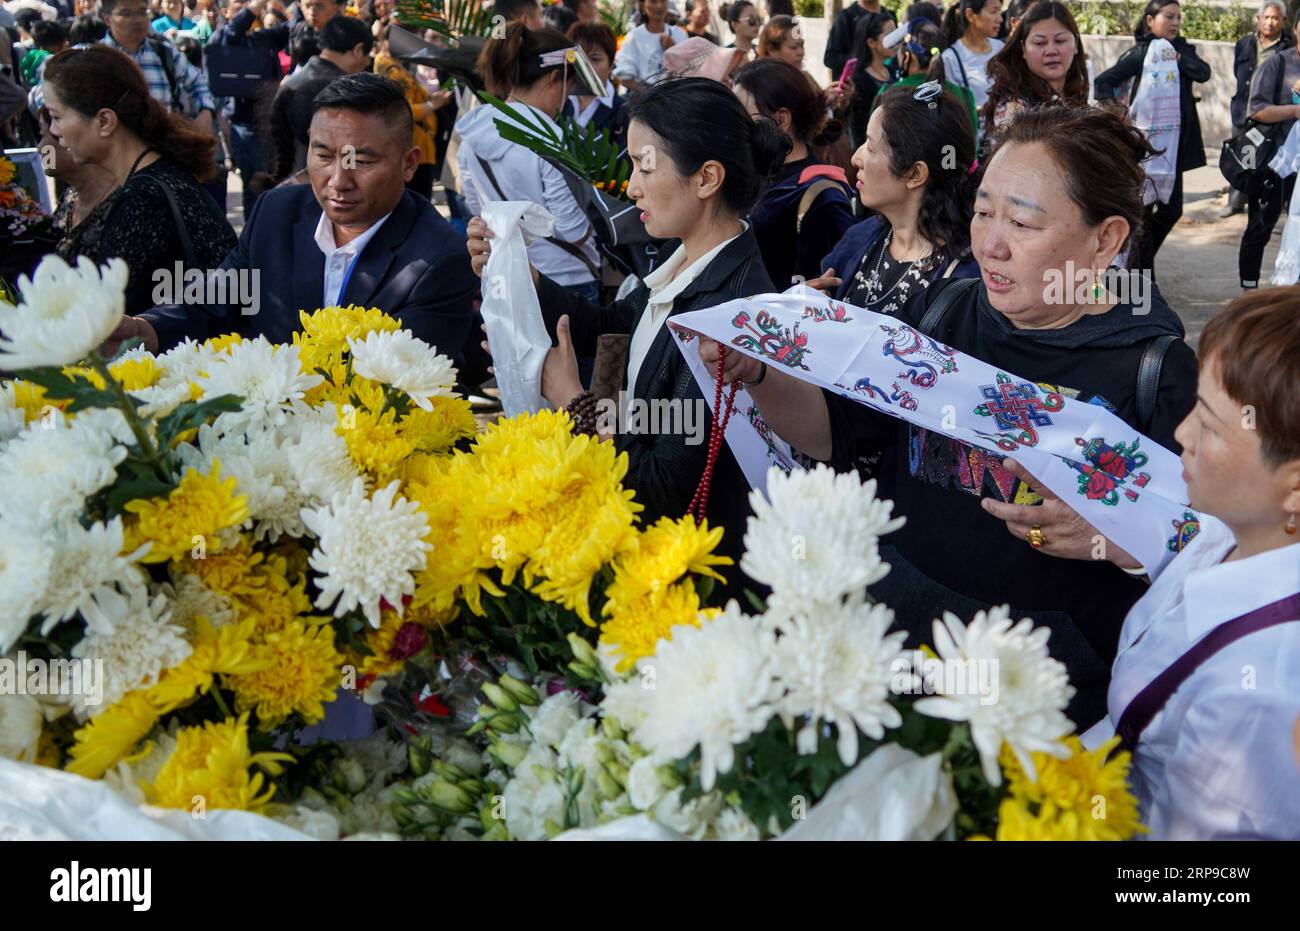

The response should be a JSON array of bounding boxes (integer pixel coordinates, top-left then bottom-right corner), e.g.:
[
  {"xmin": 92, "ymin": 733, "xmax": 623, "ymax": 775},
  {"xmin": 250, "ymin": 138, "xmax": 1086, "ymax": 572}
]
[{"xmin": 373, "ymin": 24, "xmax": 453, "ymax": 199}]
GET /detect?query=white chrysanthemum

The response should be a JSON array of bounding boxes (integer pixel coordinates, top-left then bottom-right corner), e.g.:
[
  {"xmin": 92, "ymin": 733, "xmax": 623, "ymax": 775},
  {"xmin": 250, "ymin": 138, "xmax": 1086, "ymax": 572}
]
[
  {"xmin": 178, "ymin": 424, "xmax": 307, "ymax": 541},
  {"xmin": 285, "ymin": 406, "xmax": 363, "ymax": 506},
  {"xmin": 347, "ymin": 330, "xmax": 457, "ymax": 411},
  {"xmin": 605, "ymin": 600, "xmax": 781, "ymax": 791},
  {"xmin": 0, "ymin": 690, "xmax": 45, "ymax": 762},
  {"xmin": 37, "ymin": 517, "xmax": 151, "ymax": 632},
  {"xmin": 625, "ymin": 755, "xmax": 669, "ymax": 811},
  {"xmin": 770, "ymin": 598, "xmax": 912, "ymax": 767},
  {"xmin": 152, "ymin": 572, "xmax": 236, "ymax": 631},
  {"xmin": 0, "ymin": 255, "xmax": 126, "ymax": 369},
  {"xmin": 741, "ymin": 463, "xmax": 905, "ymax": 608},
  {"xmin": 156, "ymin": 337, "xmax": 218, "ymax": 386},
  {"xmin": 913, "ymin": 606, "xmax": 1074, "ymax": 785},
  {"xmin": 72, "ymin": 588, "xmax": 191, "ymax": 718},
  {"xmin": 0, "ymin": 383, "xmax": 28, "ymax": 442},
  {"xmin": 712, "ymin": 806, "xmax": 762, "ymax": 841},
  {"xmin": 0, "ymin": 523, "xmax": 52, "ymax": 653},
  {"xmin": 301, "ymin": 478, "xmax": 431, "ymax": 628},
  {"xmin": 197, "ymin": 336, "xmax": 323, "ymax": 433},
  {"xmin": 0, "ymin": 414, "xmax": 127, "ymax": 527}
]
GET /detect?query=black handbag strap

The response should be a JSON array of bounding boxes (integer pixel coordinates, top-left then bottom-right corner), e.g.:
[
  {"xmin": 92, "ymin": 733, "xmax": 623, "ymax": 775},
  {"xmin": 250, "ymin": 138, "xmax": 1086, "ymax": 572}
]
[
  {"xmin": 917, "ymin": 276, "xmax": 978, "ymax": 336},
  {"xmin": 104, "ymin": 169, "xmax": 198, "ymax": 271},
  {"xmin": 1116, "ymin": 593, "xmax": 1300, "ymax": 753},
  {"xmin": 1135, "ymin": 333, "xmax": 1177, "ymax": 435}
]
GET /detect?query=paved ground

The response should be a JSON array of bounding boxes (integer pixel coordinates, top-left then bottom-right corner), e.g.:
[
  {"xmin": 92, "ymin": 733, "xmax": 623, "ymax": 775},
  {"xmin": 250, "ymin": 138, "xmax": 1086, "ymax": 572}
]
[{"xmin": 1160, "ymin": 151, "xmax": 1284, "ymax": 348}]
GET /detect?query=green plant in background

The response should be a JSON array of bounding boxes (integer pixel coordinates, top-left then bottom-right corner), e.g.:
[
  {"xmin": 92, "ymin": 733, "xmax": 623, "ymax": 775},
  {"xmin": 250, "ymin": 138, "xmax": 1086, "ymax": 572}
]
[
  {"xmin": 794, "ymin": 0, "xmax": 824, "ymax": 18},
  {"xmin": 0, "ymin": 275, "xmax": 15, "ymax": 306},
  {"xmin": 1069, "ymin": 0, "xmax": 1253, "ymax": 42},
  {"xmin": 393, "ymin": 0, "xmax": 493, "ymax": 39},
  {"xmin": 598, "ymin": 0, "xmax": 631, "ymax": 37},
  {"xmin": 480, "ymin": 92, "xmax": 632, "ymax": 199}
]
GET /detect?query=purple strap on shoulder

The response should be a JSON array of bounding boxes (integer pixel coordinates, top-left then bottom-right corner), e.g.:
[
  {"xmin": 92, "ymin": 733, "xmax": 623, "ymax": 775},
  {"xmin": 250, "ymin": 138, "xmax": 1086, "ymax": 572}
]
[{"xmin": 1116, "ymin": 592, "xmax": 1300, "ymax": 754}]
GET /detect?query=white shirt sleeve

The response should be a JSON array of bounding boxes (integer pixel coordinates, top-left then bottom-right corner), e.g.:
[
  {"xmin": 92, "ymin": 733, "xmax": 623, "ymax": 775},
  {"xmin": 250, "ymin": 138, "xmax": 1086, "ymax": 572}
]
[
  {"xmin": 1149, "ymin": 686, "xmax": 1300, "ymax": 840},
  {"xmin": 539, "ymin": 160, "xmax": 591, "ymax": 245},
  {"xmin": 613, "ymin": 27, "xmax": 645, "ymax": 82}
]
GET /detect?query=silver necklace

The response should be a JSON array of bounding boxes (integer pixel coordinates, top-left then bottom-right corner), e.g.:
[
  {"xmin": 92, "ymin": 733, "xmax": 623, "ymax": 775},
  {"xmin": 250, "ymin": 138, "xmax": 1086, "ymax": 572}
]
[{"xmin": 861, "ymin": 228, "xmax": 933, "ymax": 306}]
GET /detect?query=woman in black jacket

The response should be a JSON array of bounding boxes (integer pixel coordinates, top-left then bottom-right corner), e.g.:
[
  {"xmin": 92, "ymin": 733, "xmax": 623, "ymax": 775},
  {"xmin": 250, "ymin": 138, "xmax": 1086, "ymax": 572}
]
[
  {"xmin": 1224, "ymin": 1, "xmax": 1291, "ymax": 217},
  {"xmin": 702, "ymin": 107, "xmax": 1199, "ymax": 728},
  {"xmin": 466, "ymin": 78, "xmax": 788, "ymax": 575},
  {"xmin": 1094, "ymin": 0, "xmax": 1211, "ymax": 276}
]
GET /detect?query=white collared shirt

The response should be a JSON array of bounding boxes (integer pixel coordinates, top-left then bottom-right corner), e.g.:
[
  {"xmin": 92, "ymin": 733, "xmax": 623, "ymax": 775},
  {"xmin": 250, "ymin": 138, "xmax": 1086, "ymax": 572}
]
[
  {"xmin": 624, "ymin": 226, "xmax": 745, "ymax": 410},
  {"xmin": 1082, "ymin": 517, "xmax": 1300, "ymax": 839},
  {"xmin": 567, "ymin": 80, "xmax": 617, "ymax": 128},
  {"xmin": 612, "ymin": 23, "xmax": 689, "ymax": 85},
  {"xmin": 313, "ymin": 211, "xmax": 393, "ymax": 309}
]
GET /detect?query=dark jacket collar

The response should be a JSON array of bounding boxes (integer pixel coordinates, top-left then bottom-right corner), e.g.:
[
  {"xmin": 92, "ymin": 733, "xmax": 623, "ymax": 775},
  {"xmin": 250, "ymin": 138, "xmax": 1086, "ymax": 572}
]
[{"xmin": 290, "ymin": 188, "xmax": 421, "ymax": 313}]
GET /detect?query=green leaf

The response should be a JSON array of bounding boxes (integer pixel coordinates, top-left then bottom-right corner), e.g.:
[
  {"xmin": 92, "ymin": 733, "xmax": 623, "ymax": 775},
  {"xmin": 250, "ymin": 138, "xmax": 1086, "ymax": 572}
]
[{"xmin": 154, "ymin": 393, "xmax": 244, "ymax": 449}]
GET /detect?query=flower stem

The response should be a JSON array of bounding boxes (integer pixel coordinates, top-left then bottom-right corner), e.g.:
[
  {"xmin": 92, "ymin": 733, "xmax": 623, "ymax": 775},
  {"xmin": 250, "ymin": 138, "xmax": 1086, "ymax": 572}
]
[
  {"xmin": 88, "ymin": 350, "xmax": 170, "ymax": 482},
  {"xmin": 210, "ymin": 686, "xmax": 233, "ymax": 720}
]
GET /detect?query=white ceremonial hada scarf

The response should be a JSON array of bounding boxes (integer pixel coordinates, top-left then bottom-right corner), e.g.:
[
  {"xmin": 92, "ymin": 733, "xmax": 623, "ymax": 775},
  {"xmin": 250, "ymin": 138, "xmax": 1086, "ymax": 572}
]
[
  {"xmin": 1129, "ymin": 37, "xmax": 1182, "ymax": 206},
  {"xmin": 668, "ymin": 289, "xmax": 1202, "ymax": 579}
]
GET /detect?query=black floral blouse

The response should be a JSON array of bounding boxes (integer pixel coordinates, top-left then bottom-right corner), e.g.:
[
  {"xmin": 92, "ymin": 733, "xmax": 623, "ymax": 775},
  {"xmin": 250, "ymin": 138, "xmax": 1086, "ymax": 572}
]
[{"xmin": 57, "ymin": 158, "xmax": 237, "ymax": 314}]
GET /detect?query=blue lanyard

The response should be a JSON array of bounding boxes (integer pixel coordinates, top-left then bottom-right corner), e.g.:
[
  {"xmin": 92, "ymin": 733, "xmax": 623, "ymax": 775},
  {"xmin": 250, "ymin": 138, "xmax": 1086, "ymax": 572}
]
[{"xmin": 335, "ymin": 252, "xmax": 362, "ymax": 306}]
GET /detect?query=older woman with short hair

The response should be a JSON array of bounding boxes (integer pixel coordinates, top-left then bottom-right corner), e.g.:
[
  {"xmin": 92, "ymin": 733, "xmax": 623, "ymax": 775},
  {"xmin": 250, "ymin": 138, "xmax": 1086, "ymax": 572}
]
[
  {"xmin": 1078, "ymin": 288, "xmax": 1300, "ymax": 839},
  {"xmin": 702, "ymin": 106, "xmax": 1198, "ymax": 726}
]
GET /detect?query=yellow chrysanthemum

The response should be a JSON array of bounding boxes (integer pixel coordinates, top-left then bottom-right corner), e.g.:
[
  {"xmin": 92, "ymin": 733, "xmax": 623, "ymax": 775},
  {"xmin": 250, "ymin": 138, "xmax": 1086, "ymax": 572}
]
[
  {"xmin": 66, "ymin": 690, "xmax": 160, "ymax": 779},
  {"xmin": 295, "ymin": 304, "xmax": 401, "ymax": 373},
  {"xmin": 228, "ymin": 620, "xmax": 341, "ymax": 729},
  {"xmin": 110, "ymin": 355, "xmax": 164, "ymax": 391},
  {"xmin": 146, "ymin": 714, "xmax": 292, "ymax": 811},
  {"xmin": 239, "ymin": 564, "xmax": 316, "ymax": 635},
  {"xmin": 995, "ymin": 736, "xmax": 1146, "ymax": 841},
  {"xmin": 124, "ymin": 460, "xmax": 249, "ymax": 563},
  {"xmin": 178, "ymin": 535, "xmax": 267, "ymax": 600},
  {"xmin": 599, "ymin": 581, "xmax": 703, "ymax": 673},
  {"xmin": 149, "ymin": 617, "xmax": 266, "ymax": 713},
  {"xmin": 203, "ymin": 332, "xmax": 244, "ymax": 354},
  {"xmin": 0, "ymin": 156, "xmax": 14, "ymax": 185},
  {"xmin": 7, "ymin": 379, "xmax": 63, "ymax": 422},
  {"xmin": 337, "ymin": 402, "xmax": 418, "ymax": 483},
  {"xmin": 604, "ymin": 517, "xmax": 732, "ymax": 612},
  {"xmin": 399, "ymin": 396, "xmax": 477, "ymax": 455}
]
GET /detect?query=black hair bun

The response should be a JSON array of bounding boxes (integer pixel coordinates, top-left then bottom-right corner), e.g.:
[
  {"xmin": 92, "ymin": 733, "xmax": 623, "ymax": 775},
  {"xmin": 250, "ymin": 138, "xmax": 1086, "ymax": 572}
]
[{"xmin": 750, "ymin": 116, "xmax": 793, "ymax": 178}]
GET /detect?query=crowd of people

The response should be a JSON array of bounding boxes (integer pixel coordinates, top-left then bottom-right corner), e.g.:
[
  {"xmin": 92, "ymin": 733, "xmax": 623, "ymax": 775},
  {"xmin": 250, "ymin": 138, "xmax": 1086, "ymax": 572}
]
[{"xmin": 0, "ymin": 0, "xmax": 1298, "ymax": 840}]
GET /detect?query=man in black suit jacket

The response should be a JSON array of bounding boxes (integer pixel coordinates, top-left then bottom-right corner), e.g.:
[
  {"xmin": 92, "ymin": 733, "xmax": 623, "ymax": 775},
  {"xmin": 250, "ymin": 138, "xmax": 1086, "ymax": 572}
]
[{"xmin": 107, "ymin": 72, "xmax": 477, "ymax": 368}]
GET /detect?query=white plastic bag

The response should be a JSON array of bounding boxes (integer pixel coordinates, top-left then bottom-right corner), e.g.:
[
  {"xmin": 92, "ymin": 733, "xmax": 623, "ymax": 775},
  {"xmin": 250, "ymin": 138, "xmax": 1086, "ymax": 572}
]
[
  {"xmin": 479, "ymin": 201, "xmax": 556, "ymax": 416},
  {"xmin": 1129, "ymin": 38, "xmax": 1181, "ymax": 206},
  {"xmin": 1269, "ymin": 123, "xmax": 1300, "ymax": 285}
]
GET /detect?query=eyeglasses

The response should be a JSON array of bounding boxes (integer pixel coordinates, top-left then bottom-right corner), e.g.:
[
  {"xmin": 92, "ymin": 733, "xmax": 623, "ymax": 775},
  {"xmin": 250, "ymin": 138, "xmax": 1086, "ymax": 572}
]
[
  {"xmin": 112, "ymin": 9, "xmax": 152, "ymax": 18},
  {"xmin": 745, "ymin": 15, "xmax": 761, "ymax": 25}
]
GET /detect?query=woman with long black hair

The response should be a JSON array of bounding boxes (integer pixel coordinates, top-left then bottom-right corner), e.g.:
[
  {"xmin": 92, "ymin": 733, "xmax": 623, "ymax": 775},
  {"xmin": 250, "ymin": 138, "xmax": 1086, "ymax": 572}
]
[
  {"xmin": 981, "ymin": 1, "xmax": 1090, "ymax": 148},
  {"xmin": 847, "ymin": 10, "xmax": 897, "ymax": 148},
  {"xmin": 1094, "ymin": 0, "xmax": 1211, "ymax": 275},
  {"xmin": 466, "ymin": 78, "xmax": 789, "ymax": 572},
  {"xmin": 937, "ymin": 0, "xmax": 1005, "ymax": 114}
]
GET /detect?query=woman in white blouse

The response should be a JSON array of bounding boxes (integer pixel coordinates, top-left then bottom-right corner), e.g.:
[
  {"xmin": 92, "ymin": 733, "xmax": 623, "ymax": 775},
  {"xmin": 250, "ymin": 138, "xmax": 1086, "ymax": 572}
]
[
  {"xmin": 1004, "ymin": 288, "xmax": 1300, "ymax": 839},
  {"xmin": 457, "ymin": 23, "xmax": 601, "ymax": 299},
  {"xmin": 939, "ymin": 0, "xmax": 1005, "ymax": 113},
  {"xmin": 612, "ymin": 0, "xmax": 689, "ymax": 93}
]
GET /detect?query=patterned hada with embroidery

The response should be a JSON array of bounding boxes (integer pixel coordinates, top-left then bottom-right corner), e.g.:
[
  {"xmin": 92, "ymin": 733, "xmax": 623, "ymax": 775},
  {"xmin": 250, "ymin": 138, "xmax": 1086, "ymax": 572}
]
[
  {"xmin": 1167, "ymin": 510, "xmax": 1201, "ymax": 552},
  {"xmin": 1069, "ymin": 436, "xmax": 1152, "ymax": 506},
  {"xmin": 746, "ymin": 404, "xmax": 797, "ymax": 470},
  {"xmin": 731, "ymin": 309, "xmax": 810, "ymax": 370},
  {"xmin": 802, "ymin": 302, "xmax": 853, "ymax": 323},
  {"xmin": 974, "ymin": 371, "xmax": 1066, "ymax": 451},
  {"xmin": 880, "ymin": 322, "xmax": 959, "ymax": 388},
  {"xmin": 840, "ymin": 376, "xmax": 919, "ymax": 411}
]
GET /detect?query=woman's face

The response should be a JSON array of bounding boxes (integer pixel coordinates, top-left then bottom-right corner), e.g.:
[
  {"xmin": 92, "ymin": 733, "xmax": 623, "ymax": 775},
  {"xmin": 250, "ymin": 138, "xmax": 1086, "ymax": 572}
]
[
  {"xmin": 733, "ymin": 5, "xmax": 761, "ymax": 41},
  {"xmin": 626, "ymin": 119, "xmax": 713, "ymax": 240},
  {"xmin": 583, "ymin": 44, "xmax": 612, "ymax": 85},
  {"xmin": 42, "ymin": 83, "xmax": 109, "ymax": 167},
  {"xmin": 850, "ymin": 107, "xmax": 913, "ymax": 213},
  {"xmin": 38, "ymin": 121, "xmax": 75, "ymax": 179},
  {"xmin": 774, "ymin": 29, "xmax": 804, "ymax": 68},
  {"xmin": 971, "ymin": 141, "xmax": 1124, "ymax": 326},
  {"xmin": 866, "ymin": 19, "xmax": 895, "ymax": 65},
  {"xmin": 966, "ymin": 0, "xmax": 1002, "ymax": 39},
  {"xmin": 643, "ymin": 0, "xmax": 668, "ymax": 24},
  {"xmin": 1258, "ymin": 4, "xmax": 1284, "ymax": 41},
  {"xmin": 161, "ymin": 0, "xmax": 183, "ymax": 20},
  {"xmin": 1175, "ymin": 359, "xmax": 1300, "ymax": 529},
  {"xmin": 1022, "ymin": 18, "xmax": 1076, "ymax": 87},
  {"xmin": 1146, "ymin": 3, "xmax": 1181, "ymax": 40}
]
